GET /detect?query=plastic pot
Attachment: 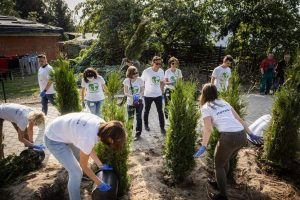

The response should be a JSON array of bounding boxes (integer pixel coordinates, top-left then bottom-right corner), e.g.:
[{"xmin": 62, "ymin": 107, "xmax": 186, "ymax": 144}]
[{"xmin": 92, "ymin": 169, "xmax": 119, "ymax": 200}]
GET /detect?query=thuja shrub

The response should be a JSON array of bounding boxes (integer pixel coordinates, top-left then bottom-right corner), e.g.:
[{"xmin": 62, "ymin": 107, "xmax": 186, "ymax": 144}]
[
  {"xmin": 52, "ymin": 56, "xmax": 82, "ymax": 114},
  {"xmin": 263, "ymin": 66, "xmax": 300, "ymax": 169},
  {"xmin": 96, "ymin": 99, "xmax": 132, "ymax": 196},
  {"xmin": 96, "ymin": 71, "xmax": 132, "ymax": 195},
  {"xmin": 165, "ymin": 80, "xmax": 200, "ymax": 182},
  {"xmin": 0, "ymin": 152, "xmax": 42, "ymax": 187},
  {"xmin": 106, "ymin": 71, "xmax": 123, "ymax": 99},
  {"xmin": 207, "ymin": 68, "xmax": 247, "ymax": 176}
]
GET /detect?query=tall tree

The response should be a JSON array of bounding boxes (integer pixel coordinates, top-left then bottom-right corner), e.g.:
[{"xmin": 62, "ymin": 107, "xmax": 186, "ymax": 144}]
[
  {"xmin": 147, "ymin": 0, "xmax": 213, "ymax": 59},
  {"xmin": 76, "ymin": 0, "xmax": 144, "ymax": 64},
  {"xmin": 47, "ymin": 0, "xmax": 75, "ymax": 31},
  {"xmin": 15, "ymin": 0, "xmax": 50, "ymax": 23},
  {"xmin": 76, "ymin": 0, "xmax": 213, "ymax": 64},
  {"xmin": 0, "ymin": 0, "xmax": 19, "ymax": 16},
  {"xmin": 206, "ymin": 0, "xmax": 300, "ymax": 56}
]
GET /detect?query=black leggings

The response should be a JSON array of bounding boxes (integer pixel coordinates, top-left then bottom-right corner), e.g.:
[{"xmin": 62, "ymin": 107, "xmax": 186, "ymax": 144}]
[
  {"xmin": 143, "ymin": 96, "xmax": 165, "ymax": 129},
  {"xmin": 164, "ymin": 88, "xmax": 172, "ymax": 118}
]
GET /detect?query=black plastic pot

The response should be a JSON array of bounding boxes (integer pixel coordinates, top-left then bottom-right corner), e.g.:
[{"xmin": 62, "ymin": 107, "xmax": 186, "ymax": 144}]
[
  {"xmin": 20, "ymin": 148, "xmax": 45, "ymax": 165},
  {"xmin": 92, "ymin": 169, "xmax": 119, "ymax": 200}
]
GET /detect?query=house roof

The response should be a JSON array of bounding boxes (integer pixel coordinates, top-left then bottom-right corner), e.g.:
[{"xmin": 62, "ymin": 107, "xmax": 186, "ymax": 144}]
[{"xmin": 0, "ymin": 15, "xmax": 63, "ymax": 35}]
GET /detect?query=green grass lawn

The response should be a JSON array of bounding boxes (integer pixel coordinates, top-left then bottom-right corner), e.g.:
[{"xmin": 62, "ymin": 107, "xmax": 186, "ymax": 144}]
[{"xmin": 0, "ymin": 75, "xmax": 39, "ymax": 100}]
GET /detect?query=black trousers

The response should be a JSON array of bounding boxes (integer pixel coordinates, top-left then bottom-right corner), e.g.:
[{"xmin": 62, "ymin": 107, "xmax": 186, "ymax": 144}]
[
  {"xmin": 144, "ymin": 96, "xmax": 165, "ymax": 129},
  {"xmin": 164, "ymin": 88, "xmax": 172, "ymax": 118}
]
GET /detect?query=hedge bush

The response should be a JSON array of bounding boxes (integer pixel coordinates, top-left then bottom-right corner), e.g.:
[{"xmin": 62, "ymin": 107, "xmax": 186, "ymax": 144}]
[
  {"xmin": 165, "ymin": 80, "xmax": 200, "ymax": 182},
  {"xmin": 52, "ymin": 56, "xmax": 82, "ymax": 114},
  {"xmin": 263, "ymin": 65, "xmax": 300, "ymax": 169},
  {"xmin": 95, "ymin": 71, "xmax": 132, "ymax": 195}
]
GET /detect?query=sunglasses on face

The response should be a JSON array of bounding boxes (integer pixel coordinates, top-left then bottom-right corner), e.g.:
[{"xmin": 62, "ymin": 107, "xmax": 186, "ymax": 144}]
[
  {"xmin": 171, "ymin": 63, "xmax": 177, "ymax": 65},
  {"xmin": 154, "ymin": 62, "xmax": 162, "ymax": 66}
]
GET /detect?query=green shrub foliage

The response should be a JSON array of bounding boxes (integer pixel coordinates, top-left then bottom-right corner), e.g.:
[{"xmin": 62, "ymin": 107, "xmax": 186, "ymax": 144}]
[
  {"xmin": 52, "ymin": 56, "xmax": 82, "ymax": 114},
  {"xmin": 0, "ymin": 152, "xmax": 42, "ymax": 187},
  {"xmin": 106, "ymin": 71, "xmax": 123, "ymax": 99},
  {"xmin": 263, "ymin": 65, "xmax": 300, "ymax": 169},
  {"xmin": 96, "ymin": 99, "xmax": 132, "ymax": 196},
  {"xmin": 165, "ymin": 80, "xmax": 200, "ymax": 182},
  {"xmin": 95, "ymin": 71, "xmax": 132, "ymax": 195}
]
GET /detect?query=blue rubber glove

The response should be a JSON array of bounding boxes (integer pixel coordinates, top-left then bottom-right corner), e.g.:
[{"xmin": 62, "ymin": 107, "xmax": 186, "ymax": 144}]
[
  {"xmin": 97, "ymin": 182, "xmax": 111, "ymax": 192},
  {"xmin": 133, "ymin": 94, "xmax": 140, "ymax": 103},
  {"xmin": 194, "ymin": 146, "xmax": 206, "ymax": 158},
  {"xmin": 248, "ymin": 133, "xmax": 263, "ymax": 145},
  {"xmin": 40, "ymin": 91, "xmax": 46, "ymax": 97},
  {"xmin": 99, "ymin": 164, "xmax": 113, "ymax": 171},
  {"xmin": 32, "ymin": 144, "xmax": 46, "ymax": 150}
]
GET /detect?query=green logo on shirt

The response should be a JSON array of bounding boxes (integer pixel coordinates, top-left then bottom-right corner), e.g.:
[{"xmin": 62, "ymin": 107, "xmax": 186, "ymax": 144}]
[
  {"xmin": 129, "ymin": 86, "xmax": 139, "ymax": 94},
  {"xmin": 152, "ymin": 76, "xmax": 160, "ymax": 84},
  {"xmin": 88, "ymin": 83, "xmax": 99, "ymax": 92},
  {"xmin": 170, "ymin": 76, "xmax": 176, "ymax": 83}
]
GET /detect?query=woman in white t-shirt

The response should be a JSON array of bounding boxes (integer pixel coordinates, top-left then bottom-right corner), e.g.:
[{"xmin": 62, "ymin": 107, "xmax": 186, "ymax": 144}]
[
  {"xmin": 81, "ymin": 68, "xmax": 107, "ymax": 117},
  {"xmin": 193, "ymin": 83, "xmax": 262, "ymax": 200},
  {"xmin": 0, "ymin": 103, "xmax": 45, "ymax": 150},
  {"xmin": 164, "ymin": 57, "xmax": 183, "ymax": 118},
  {"xmin": 123, "ymin": 66, "xmax": 144, "ymax": 140},
  {"xmin": 44, "ymin": 112, "xmax": 126, "ymax": 200}
]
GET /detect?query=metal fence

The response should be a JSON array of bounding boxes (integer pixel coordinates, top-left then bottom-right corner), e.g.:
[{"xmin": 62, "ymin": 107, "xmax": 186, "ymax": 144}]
[{"xmin": 0, "ymin": 71, "xmax": 39, "ymax": 104}]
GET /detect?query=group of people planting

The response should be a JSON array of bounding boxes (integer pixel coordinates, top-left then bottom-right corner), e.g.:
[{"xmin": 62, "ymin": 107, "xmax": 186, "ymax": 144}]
[{"xmin": 0, "ymin": 53, "xmax": 270, "ymax": 200}]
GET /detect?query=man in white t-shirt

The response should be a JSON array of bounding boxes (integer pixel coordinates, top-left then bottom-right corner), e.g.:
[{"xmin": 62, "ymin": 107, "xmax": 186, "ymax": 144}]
[
  {"xmin": 141, "ymin": 56, "xmax": 166, "ymax": 134},
  {"xmin": 37, "ymin": 54, "xmax": 56, "ymax": 115},
  {"xmin": 211, "ymin": 55, "xmax": 233, "ymax": 92}
]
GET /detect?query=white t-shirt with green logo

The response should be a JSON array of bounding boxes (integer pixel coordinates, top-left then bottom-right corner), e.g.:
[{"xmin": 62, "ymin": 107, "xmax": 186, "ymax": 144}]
[
  {"xmin": 123, "ymin": 77, "xmax": 144, "ymax": 105},
  {"xmin": 164, "ymin": 68, "xmax": 183, "ymax": 90},
  {"xmin": 212, "ymin": 66, "xmax": 231, "ymax": 92},
  {"xmin": 81, "ymin": 76, "xmax": 105, "ymax": 101},
  {"xmin": 141, "ymin": 67, "xmax": 164, "ymax": 97}
]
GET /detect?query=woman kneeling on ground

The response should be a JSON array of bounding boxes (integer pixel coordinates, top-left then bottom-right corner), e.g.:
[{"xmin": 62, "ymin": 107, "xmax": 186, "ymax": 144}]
[
  {"xmin": 44, "ymin": 112, "xmax": 126, "ymax": 200},
  {"xmin": 0, "ymin": 103, "xmax": 45, "ymax": 149},
  {"xmin": 194, "ymin": 83, "xmax": 262, "ymax": 200}
]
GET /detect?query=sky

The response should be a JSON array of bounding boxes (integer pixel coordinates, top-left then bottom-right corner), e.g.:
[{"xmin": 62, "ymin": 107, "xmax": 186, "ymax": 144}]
[
  {"xmin": 65, "ymin": 0, "xmax": 84, "ymax": 11},
  {"xmin": 65, "ymin": 0, "xmax": 85, "ymax": 23}
]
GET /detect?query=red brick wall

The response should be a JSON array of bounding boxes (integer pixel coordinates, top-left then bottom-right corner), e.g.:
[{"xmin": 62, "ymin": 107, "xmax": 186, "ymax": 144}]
[{"xmin": 0, "ymin": 35, "xmax": 60, "ymax": 61}]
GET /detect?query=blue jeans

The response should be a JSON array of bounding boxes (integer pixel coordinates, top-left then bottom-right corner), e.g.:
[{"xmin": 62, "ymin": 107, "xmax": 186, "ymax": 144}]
[
  {"xmin": 86, "ymin": 100, "xmax": 104, "ymax": 117},
  {"xmin": 41, "ymin": 94, "xmax": 55, "ymax": 115},
  {"xmin": 44, "ymin": 136, "xmax": 82, "ymax": 200},
  {"xmin": 127, "ymin": 103, "xmax": 143, "ymax": 135}
]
